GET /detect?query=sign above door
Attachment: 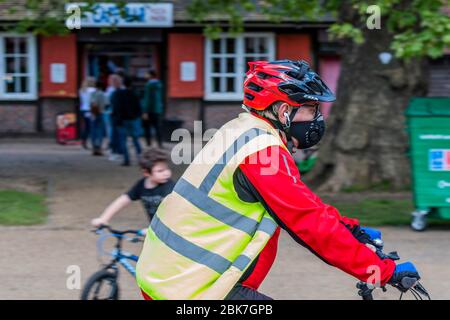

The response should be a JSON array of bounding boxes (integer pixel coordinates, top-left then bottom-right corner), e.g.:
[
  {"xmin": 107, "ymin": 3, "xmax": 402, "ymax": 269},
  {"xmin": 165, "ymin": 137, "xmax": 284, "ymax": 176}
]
[{"xmin": 67, "ymin": 2, "xmax": 173, "ymax": 28}]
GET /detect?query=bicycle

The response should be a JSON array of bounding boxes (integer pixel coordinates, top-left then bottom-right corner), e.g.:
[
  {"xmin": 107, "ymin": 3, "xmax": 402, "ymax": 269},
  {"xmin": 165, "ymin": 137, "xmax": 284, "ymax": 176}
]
[
  {"xmin": 355, "ymin": 236, "xmax": 431, "ymax": 300},
  {"xmin": 80, "ymin": 225, "xmax": 144, "ymax": 300},
  {"xmin": 82, "ymin": 226, "xmax": 430, "ymax": 300}
]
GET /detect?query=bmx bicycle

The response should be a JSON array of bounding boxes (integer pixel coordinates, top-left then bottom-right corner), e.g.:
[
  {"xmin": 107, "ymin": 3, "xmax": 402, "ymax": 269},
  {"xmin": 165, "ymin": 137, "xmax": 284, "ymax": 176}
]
[{"xmin": 80, "ymin": 225, "xmax": 144, "ymax": 300}]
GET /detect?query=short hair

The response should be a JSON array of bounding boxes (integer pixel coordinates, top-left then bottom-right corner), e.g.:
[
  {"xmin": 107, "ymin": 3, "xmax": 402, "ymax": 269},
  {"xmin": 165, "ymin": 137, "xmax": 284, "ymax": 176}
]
[
  {"xmin": 95, "ymin": 80, "xmax": 103, "ymax": 89},
  {"xmin": 109, "ymin": 74, "xmax": 123, "ymax": 88},
  {"xmin": 115, "ymin": 68, "xmax": 125, "ymax": 77},
  {"xmin": 250, "ymin": 101, "xmax": 292, "ymax": 120},
  {"xmin": 82, "ymin": 76, "xmax": 96, "ymax": 89},
  {"xmin": 139, "ymin": 147, "xmax": 170, "ymax": 173},
  {"xmin": 123, "ymin": 76, "xmax": 132, "ymax": 88},
  {"xmin": 148, "ymin": 69, "xmax": 157, "ymax": 78}
]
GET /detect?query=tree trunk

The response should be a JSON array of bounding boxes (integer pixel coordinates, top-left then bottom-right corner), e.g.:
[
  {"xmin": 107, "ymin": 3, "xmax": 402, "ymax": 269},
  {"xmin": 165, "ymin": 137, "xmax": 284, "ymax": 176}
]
[{"xmin": 305, "ymin": 3, "xmax": 428, "ymax": 192}]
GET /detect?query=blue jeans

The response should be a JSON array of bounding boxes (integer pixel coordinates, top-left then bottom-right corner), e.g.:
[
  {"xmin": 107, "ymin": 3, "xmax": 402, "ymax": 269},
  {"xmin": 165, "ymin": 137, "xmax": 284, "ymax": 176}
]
[
  {"xmin": 90, "ymin": 115, "xmax": 104, "ymax": 149},
  {"xmin": 111, "ymin": 124, "xmax": 121, "ymax": 154},
  {"xmin": 80, "ymin": 111, "xmax": 91, "ymax": 142},
  {"xmin": 118, "ymin": 119, "xmax": 142, "ymax": 164},
  {"xmin": 104, "ymin": 112, "xmax": 120, "ymax": 153},
  {"xmin": 103, "ymin": 112, "xmax": 112, "ymax": 145}
]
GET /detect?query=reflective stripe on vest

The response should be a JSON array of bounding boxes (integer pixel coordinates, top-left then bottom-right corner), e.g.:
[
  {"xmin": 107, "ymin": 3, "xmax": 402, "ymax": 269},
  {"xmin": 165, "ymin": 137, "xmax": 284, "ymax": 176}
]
[
  {"xmin": 198, "ymin": 128, "xmax": 267, "ymax": 193},
  {"xmin": 151, "ymin": 213, "xmax": 277, "ymax": 274},
  {"xmin": 136, "ymin": 112, "xmax": 285, "ymax": 300}
]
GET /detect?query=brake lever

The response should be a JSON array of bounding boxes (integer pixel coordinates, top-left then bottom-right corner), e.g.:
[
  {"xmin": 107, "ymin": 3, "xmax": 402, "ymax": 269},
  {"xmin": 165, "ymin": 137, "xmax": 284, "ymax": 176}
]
[
  {"xmin": 414, "ymin": 282, "xmax": 431, "ymax": 300},
  {"xmin": 129, "ymin": 237, "xmax": 142, "ymax": 243},
  {"xmin": 386, "ymin": 251, "xmax": 400, "ymax": 260},
  {"xmin": 91, "ymin": 229, "xmax": 102, "ymax": 235},
  {"xmin": 376, "ymin": 249, "xmax": 400, "ymax": 261}
]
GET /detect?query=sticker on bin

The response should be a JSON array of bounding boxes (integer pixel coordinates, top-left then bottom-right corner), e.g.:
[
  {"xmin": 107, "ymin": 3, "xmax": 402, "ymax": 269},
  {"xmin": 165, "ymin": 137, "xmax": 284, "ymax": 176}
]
[{"xmin": 429, "ymin": 149, "xmax": 450, "ymax": 171}]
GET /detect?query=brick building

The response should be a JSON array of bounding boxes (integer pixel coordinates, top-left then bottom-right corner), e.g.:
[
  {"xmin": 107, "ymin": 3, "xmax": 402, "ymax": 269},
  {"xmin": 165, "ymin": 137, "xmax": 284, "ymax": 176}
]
[{"xmin": 0, "ymin": 1, "xmax": 448, "ymax": 135}]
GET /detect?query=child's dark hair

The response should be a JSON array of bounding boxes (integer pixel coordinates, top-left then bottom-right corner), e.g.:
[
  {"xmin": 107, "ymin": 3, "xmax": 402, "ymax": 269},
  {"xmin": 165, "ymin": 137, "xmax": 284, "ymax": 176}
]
[{"xmin": 139, "ymin": 147, "xmax": 169, "ymax": 173}]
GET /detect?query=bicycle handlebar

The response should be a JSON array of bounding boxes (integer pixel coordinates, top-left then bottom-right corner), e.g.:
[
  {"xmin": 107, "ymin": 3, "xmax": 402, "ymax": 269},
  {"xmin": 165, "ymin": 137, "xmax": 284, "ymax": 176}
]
[
  {"xmin": 93, "ymin": 224, "xmax": 144, "ymax": 237},
  {"xmin": 357, "ymin": 236, "xmax": 430, "ymax": 300}
]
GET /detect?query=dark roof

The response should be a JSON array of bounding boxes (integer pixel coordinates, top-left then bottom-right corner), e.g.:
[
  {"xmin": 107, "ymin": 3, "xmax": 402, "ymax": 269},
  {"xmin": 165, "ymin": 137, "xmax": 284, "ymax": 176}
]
[{"xmin": 0, "ymin": 0, "xmax": 334, "ymax": 24}]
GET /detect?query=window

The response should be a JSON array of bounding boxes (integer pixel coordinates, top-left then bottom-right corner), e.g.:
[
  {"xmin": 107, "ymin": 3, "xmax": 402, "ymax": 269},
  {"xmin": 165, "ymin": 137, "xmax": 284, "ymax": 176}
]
[
  {"xmin": 0, "ymin": 34, "xmax": 37, "ymax": 100},
  {"xmin": 205, "ymin": 33, "xmax": 275, "ymax": 100}
]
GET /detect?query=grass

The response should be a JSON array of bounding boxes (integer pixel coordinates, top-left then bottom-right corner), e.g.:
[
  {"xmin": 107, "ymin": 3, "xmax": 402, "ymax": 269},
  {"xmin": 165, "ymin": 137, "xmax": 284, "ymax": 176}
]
[
  {"xmin": 334, "ymin": 198, "xmax": 450, "ymax": 227},
  {"xmin": 0, "ymin": 189, "xmax": 48, "ymax": 225},
  {"xmin": 342, "ymin": 181, "xmax": 412, "ymax": 193},
  {"xmin": 334, "ymin": 199, "xmax": 414, "ymax": 226}
]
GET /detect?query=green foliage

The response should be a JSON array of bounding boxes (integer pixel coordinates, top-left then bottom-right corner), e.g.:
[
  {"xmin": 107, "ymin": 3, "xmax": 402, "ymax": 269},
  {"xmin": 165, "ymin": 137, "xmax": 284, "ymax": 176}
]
[
  {"xmin": 0, "ymin": 189, "xmax": 48, "ymax": 225},
  {"xmin": 328, "ymin": 23, "xmax": 364, "ymax": 44},
  {"xmin": 0, "ymin": 0, "xmax": 145, "ymax": 36},
  {"xmin": 1, "ymin": 0, "xmax": 69, "ymax": 36},
  {"xmin": 391, "ymin": 5, "xmax": 450, "ymax": 59},
  {"xmin": 1, "ymin": 0, "xmax": 449, "ymax": 60},
  {"xmin": 187, "ymin": 0, "xmax": 254, "ymax": 38},
  {"xmin": 187, "ymin": 0, "xmax": 450, "ymax": 60}
]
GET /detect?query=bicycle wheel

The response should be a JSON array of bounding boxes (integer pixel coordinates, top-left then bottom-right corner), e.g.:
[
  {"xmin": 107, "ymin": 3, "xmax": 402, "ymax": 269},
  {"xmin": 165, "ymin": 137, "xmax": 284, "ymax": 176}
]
[{"xmin": 80, "ymin": 269, "xmax": 119, "ymax": 300}]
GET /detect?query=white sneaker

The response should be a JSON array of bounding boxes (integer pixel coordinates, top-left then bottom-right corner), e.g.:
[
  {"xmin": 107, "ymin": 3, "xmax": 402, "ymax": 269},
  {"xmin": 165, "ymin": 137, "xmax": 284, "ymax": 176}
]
[{"xmin": 108, "ymin": 154, "xmax": 120, "ymax": 161}]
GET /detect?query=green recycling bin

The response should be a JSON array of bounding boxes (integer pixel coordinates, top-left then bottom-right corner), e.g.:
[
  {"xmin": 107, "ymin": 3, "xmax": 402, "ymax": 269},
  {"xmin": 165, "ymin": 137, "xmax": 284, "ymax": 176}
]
[{"xmin": 406, "ymin": 97, "xmax": 450, "ymax": 231}]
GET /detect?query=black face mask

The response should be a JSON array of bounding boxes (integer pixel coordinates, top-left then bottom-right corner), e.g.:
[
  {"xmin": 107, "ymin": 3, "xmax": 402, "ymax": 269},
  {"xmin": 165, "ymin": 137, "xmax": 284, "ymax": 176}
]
[{"xmin": 284, "ymin": 110, "xmax": 325, "ymax": 149}]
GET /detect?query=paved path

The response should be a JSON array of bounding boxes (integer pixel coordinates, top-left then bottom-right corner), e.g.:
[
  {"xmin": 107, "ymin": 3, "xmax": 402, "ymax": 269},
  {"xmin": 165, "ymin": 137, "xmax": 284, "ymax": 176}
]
[{"xmin": 1, "ymin": 138, "xmax": 449, "ymax": 299}]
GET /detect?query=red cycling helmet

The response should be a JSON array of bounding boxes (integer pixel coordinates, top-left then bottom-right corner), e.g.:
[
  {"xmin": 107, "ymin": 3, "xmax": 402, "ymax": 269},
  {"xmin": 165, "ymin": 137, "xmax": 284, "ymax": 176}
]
[{"xmin": 243, "ymin": 60, "xmax": 336, "ymax": 111}]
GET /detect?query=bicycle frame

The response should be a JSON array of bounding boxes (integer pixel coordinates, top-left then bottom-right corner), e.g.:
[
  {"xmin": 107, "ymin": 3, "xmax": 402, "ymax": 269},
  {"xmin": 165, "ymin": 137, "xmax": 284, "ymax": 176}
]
[
  {"xmin": 96, "ymin": 228, "xmax": 142, "ymax": 278},
  {"xmin": 111, "ymin": 248, "xmax": 139, "ymax": 277}
]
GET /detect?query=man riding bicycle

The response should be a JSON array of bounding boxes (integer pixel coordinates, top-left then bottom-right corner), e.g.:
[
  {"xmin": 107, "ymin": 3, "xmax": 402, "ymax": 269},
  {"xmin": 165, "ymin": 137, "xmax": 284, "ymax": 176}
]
[{"xmin": 136, "ymin": 60, "xmax": 420, "ymax": 300}]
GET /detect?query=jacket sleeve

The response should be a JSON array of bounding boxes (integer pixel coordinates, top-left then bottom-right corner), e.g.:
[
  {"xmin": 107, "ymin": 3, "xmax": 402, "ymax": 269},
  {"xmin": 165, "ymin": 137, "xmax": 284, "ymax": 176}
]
[{"xmin": 239, "ymin": 145, "xmax": 395, "ymax": 286}]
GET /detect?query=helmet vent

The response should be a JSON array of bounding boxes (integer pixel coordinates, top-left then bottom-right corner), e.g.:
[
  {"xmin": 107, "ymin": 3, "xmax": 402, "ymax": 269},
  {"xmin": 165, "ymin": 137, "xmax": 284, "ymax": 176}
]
[
  {"xmin": 246, "ymin": 82, "xmax": 263, "ymax": 92},
  {"xmin": 286, "ymin": 71, "xmax": 305, "ymax": 81},
  {"xmin": 279, "ymin": 83, "xmax": 306, "ymax": 95},
  {"xmin": 256, "ymin": 72, "xmax": 272, "ymax": 80},
  {"xmin": 307, "ymin": 81, "xmax": 323, "ymax": 95},
  {"xmin": 245, "ymin": 92, "xmax": 255, "ymax": 100}
]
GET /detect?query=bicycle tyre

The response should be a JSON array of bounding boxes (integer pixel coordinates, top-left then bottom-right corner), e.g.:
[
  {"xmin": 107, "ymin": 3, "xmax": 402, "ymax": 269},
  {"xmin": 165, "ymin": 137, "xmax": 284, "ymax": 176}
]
[{"xmin": 80, "ymin": 269, "xmax": 119, "ymax": 300}]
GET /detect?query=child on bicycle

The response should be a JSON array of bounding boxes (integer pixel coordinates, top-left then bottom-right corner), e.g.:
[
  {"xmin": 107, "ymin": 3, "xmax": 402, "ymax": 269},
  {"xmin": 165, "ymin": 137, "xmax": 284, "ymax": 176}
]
[{"xmin": 91, "ymin": 147, "xmax": 175, "ymax": 232}]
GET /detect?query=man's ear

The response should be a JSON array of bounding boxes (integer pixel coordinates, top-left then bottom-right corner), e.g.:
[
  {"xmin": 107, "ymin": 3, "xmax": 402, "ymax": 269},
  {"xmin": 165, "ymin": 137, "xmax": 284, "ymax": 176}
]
[{"xmin": 277, "ymin": 103, "xmax": 291, "ymax": 125}]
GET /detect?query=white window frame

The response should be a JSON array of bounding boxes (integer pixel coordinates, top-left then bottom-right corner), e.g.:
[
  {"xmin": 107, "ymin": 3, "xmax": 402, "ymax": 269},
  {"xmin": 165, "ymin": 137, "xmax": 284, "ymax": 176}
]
[
  {"xmin": 0, "ymin": 33, "xmax": 37, "ymax": 100},
  {"xmin": 205, "ymin": 32, "xmax": 275, "ymax": 101}
]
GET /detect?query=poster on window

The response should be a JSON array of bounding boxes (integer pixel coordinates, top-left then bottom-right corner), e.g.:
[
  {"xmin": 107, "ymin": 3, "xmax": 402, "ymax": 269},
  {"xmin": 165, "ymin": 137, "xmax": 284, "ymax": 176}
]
[
  {"xmin": 50, "ymin": 63, "xmax": 67, "ymax": 84},
  {"xmin": 180, "ymin": 62, "xmax": 196, "ymax": 82}
]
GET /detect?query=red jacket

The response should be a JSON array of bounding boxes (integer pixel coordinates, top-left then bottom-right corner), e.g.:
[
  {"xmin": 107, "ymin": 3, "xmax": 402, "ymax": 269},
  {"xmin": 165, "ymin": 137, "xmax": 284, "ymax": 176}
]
[{"xmin": 237, "ymin": 116, "xmax": 396, "ymax": 290}]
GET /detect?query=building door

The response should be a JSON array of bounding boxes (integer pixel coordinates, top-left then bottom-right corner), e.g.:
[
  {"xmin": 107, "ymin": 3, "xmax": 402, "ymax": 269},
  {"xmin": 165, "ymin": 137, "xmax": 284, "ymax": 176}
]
[
  {"xmin": 82, "ymin": 43, "xmax": 159, "ymax": 98},
  {"xmin": 318, "ymin": 56, "xmax": 341, "ymax": 119}
]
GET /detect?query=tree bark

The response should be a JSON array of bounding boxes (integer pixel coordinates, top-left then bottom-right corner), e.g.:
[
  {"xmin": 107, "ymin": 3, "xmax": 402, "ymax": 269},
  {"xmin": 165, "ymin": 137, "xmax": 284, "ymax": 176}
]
[{"xmin": 305, "ymin": 3, "xmax": 428, "ymax": 192}]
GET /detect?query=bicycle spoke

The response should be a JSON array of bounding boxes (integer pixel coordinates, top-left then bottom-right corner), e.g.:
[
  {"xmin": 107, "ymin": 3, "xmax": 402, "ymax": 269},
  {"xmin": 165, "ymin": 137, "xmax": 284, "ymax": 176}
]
[
  {"xmin": 92, "ymin": 280, "xmax": 103, "ymax": 300},
  {"xmin": 107, "ymin": 279, "xmax": 116, "ymax": 300}
]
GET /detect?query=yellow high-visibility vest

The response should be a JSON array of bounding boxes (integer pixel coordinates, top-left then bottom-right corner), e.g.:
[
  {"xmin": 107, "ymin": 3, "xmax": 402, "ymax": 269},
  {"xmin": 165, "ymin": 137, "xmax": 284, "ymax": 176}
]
[{"xmin": 136, "ymin": 112, "xmax": 287, "ymax": 299}]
